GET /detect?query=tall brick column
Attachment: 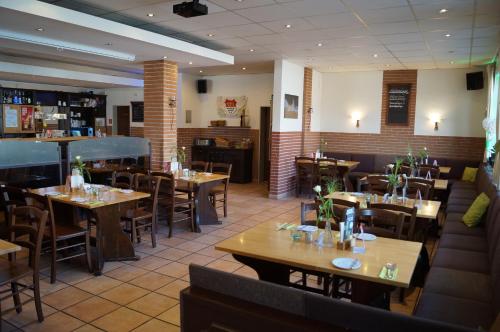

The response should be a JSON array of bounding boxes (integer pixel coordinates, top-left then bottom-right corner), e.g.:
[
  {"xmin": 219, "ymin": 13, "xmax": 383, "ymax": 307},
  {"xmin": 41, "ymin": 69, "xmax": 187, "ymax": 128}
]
[{"xmin": 143, "ymin": 60, "xmax": 178, "ymax": 170}]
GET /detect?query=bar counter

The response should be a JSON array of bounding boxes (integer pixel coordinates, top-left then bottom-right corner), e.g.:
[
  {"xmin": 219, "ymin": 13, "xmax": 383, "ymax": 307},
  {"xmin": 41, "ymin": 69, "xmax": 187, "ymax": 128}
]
[{"xmin": 1, "ymin": 136, "xmax": 103, "ymax": 142}]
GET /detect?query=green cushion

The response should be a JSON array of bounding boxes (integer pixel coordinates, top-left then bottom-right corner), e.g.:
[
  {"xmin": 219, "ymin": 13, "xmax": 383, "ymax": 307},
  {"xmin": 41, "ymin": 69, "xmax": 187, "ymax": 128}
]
[
  {"xmin": 462, "ymin": 167, "xmax": 478, "ymax": 182},
  {"xmin": 463, "ymin": 193, "xmax": 490, "ymax": 227}
]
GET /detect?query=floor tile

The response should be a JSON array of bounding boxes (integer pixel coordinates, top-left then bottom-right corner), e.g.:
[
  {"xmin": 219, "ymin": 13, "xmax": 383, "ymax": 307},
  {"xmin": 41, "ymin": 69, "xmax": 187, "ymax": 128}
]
[
  {"xmin": 4, "ymin": 300, "xmax": 57, "ymax": 328},
  {"xmin": 64, "ymin": 296, "xmax": 120, "ymax": 323},
  {"xmin": 206, "ymin": 259, "xmax": 242, "ymax": 273},
  {"xmin": 157, "ymin": 237, "xmax": 187, "ymax": 248},
  {"xmin": 74, "ymin": 276, "xmax": 123, "ymax": 295},
  {"xmin": 129, "ymin": 272, "xmax": 175, "ymax": 291},
  {"xmin": 126, "ymin": 255, "xmax": 171, "ymax": 271},
  {"xmin": 156, "ymin": 304, "xmax": 180, "ymax": 326},
  {"xmin": 156, "ymin": 280, "xmax": 189, "ymax": 300},
  {"xmin": 105, "ymin": 265, "xmax": 149, "ymax": 282},
  {"xmin": 42, "ymin": 286, "xmax": 93, "ymax": 310},
  {"xmin": 56, "ymin": 268, "xmax": 94, "ymax": 285},
  {"xmin": 196, "ymin": 246, "xmax": 227, "ymax": 258},
  {"xmin": 22, "ymin": 312, "xmax": 85, "ymax": 332},
  {"xmin": 127, "ymin": 292, "xmax": 178, "ymax": 316},
  {"xmin": 155, "ymin": 262, "xmax": 189, "ymax": 278},
  {"xmin": 177, "ymin": 253, "xmax": 216, "ymax": 266},
  {"xmin": 93, "ymin": 307, "xmax": 150, "ymax": 332},
  {"xmin": 100, "ymin": 284, "xmax": 150, "ymax": 305},
  {"xmin": 153, "ymin": 248, "xmax": 191, "ymax": 261},
  {"xmin": 132, "ymin": 319, "xmax": 180, "ymax": 332},
  {"xmin": 175, "ymin": 241, "xmax": 208, "ymax": 252},
  {"xmin": 73, "ymin": 324, "xmax": 104, "ymax": 332},
  {"xmin": 0, "ymin": 320, "xmax": 19, "ymax": 332}
]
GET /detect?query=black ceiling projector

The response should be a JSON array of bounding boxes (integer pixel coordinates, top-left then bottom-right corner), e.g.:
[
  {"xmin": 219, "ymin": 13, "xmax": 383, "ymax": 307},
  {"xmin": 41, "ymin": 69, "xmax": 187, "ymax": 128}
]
[{"xmin": 173, "ymin": 0, "xmax": 208, "ymax": 18}]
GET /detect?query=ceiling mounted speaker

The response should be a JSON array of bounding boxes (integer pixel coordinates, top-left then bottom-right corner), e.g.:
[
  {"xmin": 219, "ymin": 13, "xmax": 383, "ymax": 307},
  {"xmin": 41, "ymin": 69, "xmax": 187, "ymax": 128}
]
[{"xmin": 466, "ymin": 71, "xmax": 483, "ymax": 90}]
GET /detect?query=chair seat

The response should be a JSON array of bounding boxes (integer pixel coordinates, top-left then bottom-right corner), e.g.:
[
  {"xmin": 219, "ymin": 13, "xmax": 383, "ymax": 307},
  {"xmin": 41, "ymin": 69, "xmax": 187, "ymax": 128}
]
[
  {"xmin": 209, "ymin": 186, "xmax": 225, "ymax": 195},
  {"xmin": 0, "ymin": 260, "xmax": 32, "ymax": 285},
  {"xmin": 45, "ymin": 224, "xmax": 87, "ymax": 241}
]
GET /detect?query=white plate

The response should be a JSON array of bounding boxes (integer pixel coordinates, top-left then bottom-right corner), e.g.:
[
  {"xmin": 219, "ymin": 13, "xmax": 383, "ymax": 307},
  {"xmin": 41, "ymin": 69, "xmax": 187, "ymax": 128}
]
[
  {"xmin": 119, "ymin": 189, "xmax": 133, "ymax": 194},
  {"xmin": 355, "ymin": 233, "xmax": 377, "ymax": 241},
  {"xmin": 70, "ymin": 197, "xmax": 87, "ymax": 203},
  {"xmin": 296, "ymin": 225, "xmax": 318, "ymax": 232},
  {"xmin": 332, "ymin": 258, "xmax": 361, "ymax": 270},
  {"xmin": 45, "ymin": 191, "xmax": 60, "ymax": 196},
  {"xmin": 350, "ymin": 192, "xmax": 364, "ymax": 197}
]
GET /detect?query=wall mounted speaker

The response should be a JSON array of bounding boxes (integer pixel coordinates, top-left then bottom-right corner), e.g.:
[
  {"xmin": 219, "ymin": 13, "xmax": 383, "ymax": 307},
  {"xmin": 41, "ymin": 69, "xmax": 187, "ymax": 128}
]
[
  {"xmin": 466, "ymin": 71, "xmax": 484, "ymax": 90},
  {"xmin": 197, "ymin": 79, "xmax": 207, "ymax": 93}
]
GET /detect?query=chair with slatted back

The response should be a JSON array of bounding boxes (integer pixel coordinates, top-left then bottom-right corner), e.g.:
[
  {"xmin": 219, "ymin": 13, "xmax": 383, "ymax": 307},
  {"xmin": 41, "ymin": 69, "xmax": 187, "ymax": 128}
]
[
  {"xmin": 0, "ymin": 206, "xmax": 47, "ymax": 323},
  {"xmin": 402, "ymin": 180, "xmax": 431, "ymax": 200},
  {"xmin": 418, "ymin": 165, "xmax": 440, "ymax": 179},
  {"xmin": 154, "ymin": 172, "xmax": 194, "ymax": 238},
  {"xmin": 400, "ymin": 165, "xmax": 413, "ymax": 177},
  {"xmin": 0, "ymin": 185, "xmax": 26, "ymax": 220},
  {"xmin": 122, "ymin": 174, "xmax": 161, "ymax": 247},
  {"xmin": 317, "ymin": 158, "xmax": 340, "ymax": 192},
  {"xmin": 111, "ymin": 171, "xmax": 135, "ymax": 189},
  {"xmin": 191, "ymin": 161, "xmax": 209, "ymax": 172},
  {"xmin": 357, "ymin": 208, "xmax": 405, "ymax": 240},
  {"xmin": 24, "ymin": 192, "xmax": 92, "ymax": 284},
  {"xmin": 209, "ymin": 163, "xmax": 232, "ymax": 218},
  {"xmin": 366, "ymin": 175, "xmax": 389, "ymax": 195},
  {"xmin": 408, "ymin": 178, "xmax": 435, "ymax": 199},
  {"xmin": 295, "ymin": 157, "xmax": 317, "ymax": 197}
]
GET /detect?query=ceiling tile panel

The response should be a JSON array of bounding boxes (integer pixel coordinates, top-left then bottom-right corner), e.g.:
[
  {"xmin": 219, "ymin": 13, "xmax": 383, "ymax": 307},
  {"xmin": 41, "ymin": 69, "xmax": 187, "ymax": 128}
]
[
  {"xmin": 343, "ymin": 0, "xmax": 407, "ymax": 10},
  {"xmin": 260, "ymin": 18, "xmax": 315, "ymax": 33},
  {"xmin": 368, "ymin": 21, "xmax": 419, "ymax": 35},
  {"xmin": 208, "ymin": 0, "xmax": 276, "ymax": 10},
  {"xmin": 187, "ymin": 11, "xmax": 253, "ymax": 28},
  {"xmin": 279, "ymin": 0, "xmax": 347, "ymax": 17},
  {"xmin": 235, "ymin": 4, "xmax": 302, "ymax": 22},
  {"xmin": 303, "ymin": 12, "xmax": 362, "ymax": 29},
  {"xmin": 357, "ymin": 6, "xmax": 415, "ymax": 24}
]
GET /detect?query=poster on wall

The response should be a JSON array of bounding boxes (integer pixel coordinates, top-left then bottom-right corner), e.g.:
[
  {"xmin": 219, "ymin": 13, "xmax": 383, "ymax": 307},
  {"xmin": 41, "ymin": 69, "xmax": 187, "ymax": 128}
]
[
  {"xmin": 284, "ymin": 94, "xmax": 299, "ymax": 119},
  {"xmin": 131, "ymin": 101, "xmax": 144, "ymax": 122},
  {"xmin": 217, "ymin": 96, "xmax": 247, "ymax": 118},
  {"xmin": 4, "ymin": 105, "xmax": 19, "ymax": 129},
  {"xmin": 20, "ymin": 106, "xmax": 35, "ymax": 132},
  {"xmin": 387, "ymin": 84, "xmax": 410, "ymax": 125}
]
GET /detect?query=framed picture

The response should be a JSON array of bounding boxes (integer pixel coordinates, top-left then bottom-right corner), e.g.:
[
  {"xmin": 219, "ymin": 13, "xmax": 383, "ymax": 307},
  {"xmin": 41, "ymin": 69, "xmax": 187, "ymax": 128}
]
[
  {"xmin": 131, "ymin": 101, "xmax": 144, "ymax": 122},
  {"xmin": 386, "ymin": 84, "xmax": 411, "ymax": 125},
  {"xmin": 284, "ymin": 94, "xmax": 299, "ymax": 119}
]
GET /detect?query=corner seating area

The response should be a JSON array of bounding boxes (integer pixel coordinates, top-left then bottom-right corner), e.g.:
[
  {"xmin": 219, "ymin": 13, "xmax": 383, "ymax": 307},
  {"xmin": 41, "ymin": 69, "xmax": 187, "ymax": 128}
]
[{"xmin": 414, "ymin": 165, "xmax": 500, "ymax": 330}]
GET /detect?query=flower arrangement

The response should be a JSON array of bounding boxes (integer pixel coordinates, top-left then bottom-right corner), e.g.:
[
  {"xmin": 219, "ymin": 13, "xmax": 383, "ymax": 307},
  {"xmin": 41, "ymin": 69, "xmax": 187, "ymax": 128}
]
[
  {"xmin": 387, "ymin": 158, "xmax": 403, "ymax": 189},
  {"xmin": 406, "ymin": 145, "xmax": 417, "ymax": 169},
  {"xmin": 72, "ymin": 156, "xmax": 91, "ymax": 182},
  {"xmin": 418, "ymin": 146, "xmax": 429, "ymax": 163},
  {"xmin": 319, "ymin": 138, "xmax": 328, "ymax": 153},
  {"xmin": 175, "ymin": 146, "xmax": 186, "ymax": 164},
  {"xmin": 313, "ymin": 180, "xmax": 340, "ymax": 223}
]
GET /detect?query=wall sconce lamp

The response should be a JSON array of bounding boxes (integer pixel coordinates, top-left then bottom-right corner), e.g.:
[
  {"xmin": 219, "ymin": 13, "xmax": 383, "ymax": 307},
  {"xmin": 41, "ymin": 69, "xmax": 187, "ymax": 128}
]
[
  {"xmin": 308, "ymin": 107, "xmax": 313, "ymax": 114},
  {"xmin": 434, "ymin": 121, "xmax": 439, "ymax": 131},
  {"xmin": 352, "ymin": 112, "xmax": 361, "ymax": 128},
  {"xmin": 430, "ymin": 114, "xmax": 441, "ymax": 131},
  {"xmin": 168, "ymin": 96, "xmax": 176, "ymax": 108}
]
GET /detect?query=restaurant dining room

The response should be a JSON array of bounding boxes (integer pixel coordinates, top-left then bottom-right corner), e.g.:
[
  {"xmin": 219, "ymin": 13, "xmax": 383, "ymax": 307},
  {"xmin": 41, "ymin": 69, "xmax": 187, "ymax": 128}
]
[{"xmin": 0, "ymin": 0, "xmax": 500, "ymax": 331}]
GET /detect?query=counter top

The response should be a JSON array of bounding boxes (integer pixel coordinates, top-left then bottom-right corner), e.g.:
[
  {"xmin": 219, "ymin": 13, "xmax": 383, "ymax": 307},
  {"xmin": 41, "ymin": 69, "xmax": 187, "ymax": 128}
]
[{"xmin": 1, "ymin": 136, "xmax": 108, "ymax": 143}]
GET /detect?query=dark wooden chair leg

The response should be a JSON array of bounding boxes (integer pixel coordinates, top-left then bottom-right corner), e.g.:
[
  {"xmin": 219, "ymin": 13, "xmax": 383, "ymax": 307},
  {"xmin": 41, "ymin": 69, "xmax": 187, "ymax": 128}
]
[
  {"xmin": 399, "ymin": 287, "xmax": 405, "ymax": 302},
  {"xmin": 33, "ymin": 277, "xmax": 44, "ymax": 322},
  {"xmin": 151, "ymin": 217, "xmax": 157, "ymax": 248},
  {"xmin": 11, "ymin": 282, "xmax": 21, "ymax": 313},
  {"xmin": 85, "ymin": 231, "xmax": 92, "ymax": 273},
  {"xmin": 131, "ymin": 220, "xmax": 137, "ymax": 244},
  {"xmin": 223, "ymin": 193, "xmax": 228, "ymax": 217}
]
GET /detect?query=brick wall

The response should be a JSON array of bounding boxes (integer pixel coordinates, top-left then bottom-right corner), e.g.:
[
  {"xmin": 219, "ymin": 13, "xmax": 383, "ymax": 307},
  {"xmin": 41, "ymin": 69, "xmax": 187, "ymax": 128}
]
[
  {"xmin": 177, "ymin": 127, "xmax": 260, "ymax": 181},
  {"xmin": 301, "ymin": 68, "xmax": 318, "ymax": 155},
  {"xmin": 143, "ymin": 60, "xmax": 177, "ymax": 170},
  {"xmin": 321, "ymin": 70, "xmax": 485, "ymax": 160},
  {"xmin": 130, "ymin": 127, "xmax": 144, "ymax": 137},
  {"xmin": 269, "ymin": 131, "xmax": 302, "ymax": 199}
]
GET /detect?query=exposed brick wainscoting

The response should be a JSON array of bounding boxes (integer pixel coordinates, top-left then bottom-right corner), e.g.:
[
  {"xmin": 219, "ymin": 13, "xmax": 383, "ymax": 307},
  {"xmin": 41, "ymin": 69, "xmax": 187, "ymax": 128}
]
[
  {"xmin": 143, "ymin": 60, "xmax": 178, "ymax": 170},
  {"xmin": 301, "ymin": 68, "xmax": 313, "ymax": 154},
  {"xmin": 177, "ymin": 127, "xmax": 260, "ymax": 181},
  {"xmin": 304, "ymin": 131, "xmax": 321, "ymax": 156},
  {"xmin": 130, "ymin": 127, "xmax": 144, "ymax": 137},
  {"xmin": 269, "ymin": 131, "xmax": 302, "ymax": 199}
]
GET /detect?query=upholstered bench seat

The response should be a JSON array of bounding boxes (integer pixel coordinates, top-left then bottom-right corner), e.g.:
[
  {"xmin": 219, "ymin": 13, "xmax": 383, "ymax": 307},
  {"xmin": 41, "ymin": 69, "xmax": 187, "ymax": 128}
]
[{"xmin": 431, "ymin": 248, "xmax": 489, "ymax": 274}]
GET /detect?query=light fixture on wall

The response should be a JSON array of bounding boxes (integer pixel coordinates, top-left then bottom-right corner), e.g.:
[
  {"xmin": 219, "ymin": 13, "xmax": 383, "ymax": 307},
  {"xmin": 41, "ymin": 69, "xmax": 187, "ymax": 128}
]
[
  {"xmin": 308, "ymin": 107, "xmax": 313, "ymax": 114},
  {"xmin": 352, "ymin": 112, "xmax": 361, "ymax": 128},
  {"xmin": 430, "ymin": 113, "xmax": 441, "ymax": 131},
  {"xmin": 168, "ymin": 96, "xmax": 176, "ymax": 108}
]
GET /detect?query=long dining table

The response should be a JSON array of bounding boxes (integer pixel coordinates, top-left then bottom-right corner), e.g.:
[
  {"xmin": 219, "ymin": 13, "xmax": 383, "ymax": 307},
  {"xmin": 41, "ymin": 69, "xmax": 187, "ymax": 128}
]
[
  {"xmin": 30, "ymin": 185, "xmax": 150, "ymax": 275},
  {"xmin": 216, "ymin": 220, "xmax": 422, "ymax": 308}
]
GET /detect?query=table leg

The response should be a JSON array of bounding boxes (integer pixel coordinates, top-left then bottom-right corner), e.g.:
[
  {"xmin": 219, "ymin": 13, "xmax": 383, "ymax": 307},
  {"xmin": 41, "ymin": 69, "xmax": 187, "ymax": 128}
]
[
  {"xmin": 233, "ymin": 255, "xmax": 290, "ymax": 285},
  {"xmin": 92, "ymin": 205, "xmax": 139, "ymax": 275},
  {"xmin": 193, "ymin": 180, "xmax": 223, "ymax": 232},
  {"xmin": 350, "ymin": 278, "xmax": 393, "ymax": 309}
]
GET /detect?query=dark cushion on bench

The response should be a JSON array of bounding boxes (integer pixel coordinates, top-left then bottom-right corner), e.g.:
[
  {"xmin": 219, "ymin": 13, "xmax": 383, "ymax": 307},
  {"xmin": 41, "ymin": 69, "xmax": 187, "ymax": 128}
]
[
  {"xmin": 432, "ymin": 248, "xmax": 489, "ymax": 274},
  {"xmin": 442, "ymin": 220, "xmax": 486, "ymax": 237},
  {"xmin": 439, "ymin": 233, "xmax": 488, "ymax": 252},
  {"xmin": 351, "ymin": 153, "xmax": 375, "ymax": 173}
]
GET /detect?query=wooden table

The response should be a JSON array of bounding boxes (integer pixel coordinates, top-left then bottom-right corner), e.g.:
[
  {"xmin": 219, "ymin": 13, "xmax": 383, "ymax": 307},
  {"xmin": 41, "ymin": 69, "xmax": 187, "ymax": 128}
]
[
  {"xmin": 216, "ymin": 221, "xmax": 421, "ymax": 306},
  {"xmin": 326, "ymin": 192, "xmax": 441, "ymax": 220},
  {"xmin": 0, "ymin": 239, "xmax": 21, "ymax": 255},
  {"xmin": 30, "ymin": 185, "xmax": 149, "ymax": 275},
  {"xmin": 176, "ymin": 173, "xmax": 229, "ymax": 232},
  {"xmin": 336, "ymin": 160, "xmax": 360, "ymax": 170},
  {"xmin": 439, "ymin": 166, "xmax": 451, "ymax": 175},
  {"xmin": 359, "ymin": 175, "xmax": 448, "ymax": 191}
]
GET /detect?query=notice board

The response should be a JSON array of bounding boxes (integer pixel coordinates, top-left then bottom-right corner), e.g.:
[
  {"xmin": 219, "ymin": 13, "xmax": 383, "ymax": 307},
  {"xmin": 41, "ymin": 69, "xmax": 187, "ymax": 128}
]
[
  {"xmin": 131, "ymin": 101, "xmax": 144, "ymax": 123},
  {"xmin": 386, "ymin": 84, "xmax": 410, "ymax": 125}
]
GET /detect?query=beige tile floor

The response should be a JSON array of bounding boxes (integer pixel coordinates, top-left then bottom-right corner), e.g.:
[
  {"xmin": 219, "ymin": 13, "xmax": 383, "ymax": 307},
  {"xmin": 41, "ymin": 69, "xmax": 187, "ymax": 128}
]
[{"xmin": 1, "ymin": 183, "xmax": 431, "ymax": 331}]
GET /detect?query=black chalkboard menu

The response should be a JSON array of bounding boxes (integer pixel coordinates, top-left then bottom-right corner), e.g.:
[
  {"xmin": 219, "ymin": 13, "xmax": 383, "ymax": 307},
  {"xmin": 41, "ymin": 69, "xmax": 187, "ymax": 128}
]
[
  {"xmin": 387, "ymin": 84, "xmax": 410, "ymax": 125},
  {"xmin": 131, "ymin": 101, "xmax": 144, "ymax": 122}
]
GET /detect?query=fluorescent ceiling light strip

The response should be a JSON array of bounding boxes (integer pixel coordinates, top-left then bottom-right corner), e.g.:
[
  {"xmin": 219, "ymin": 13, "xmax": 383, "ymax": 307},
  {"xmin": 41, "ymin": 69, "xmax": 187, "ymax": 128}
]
[{"xmin": 0, "ymin": 29, "xmax": 136, "ymax": 62}]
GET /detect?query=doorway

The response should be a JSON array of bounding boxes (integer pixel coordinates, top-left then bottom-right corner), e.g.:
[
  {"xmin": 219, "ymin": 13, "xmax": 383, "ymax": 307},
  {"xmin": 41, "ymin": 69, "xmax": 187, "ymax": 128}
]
[
  {"xmin": 259, "ymin": 106, "xmax": 271, "ymax": 184},
  {"xmin": 116, "ymin": 106, "xmax": 130, "ymax": 136}
]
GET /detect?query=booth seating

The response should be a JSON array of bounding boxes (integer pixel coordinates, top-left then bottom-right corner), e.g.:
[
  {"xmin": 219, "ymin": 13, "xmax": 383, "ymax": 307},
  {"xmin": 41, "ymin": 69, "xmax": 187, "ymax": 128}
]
[
  {"xmin": 181, "ymin": 264, "xmax": 476, "ymax": 332},
  {"xmin": 414, "ymin": 165, "xmax": 500, "ymax": 330}
]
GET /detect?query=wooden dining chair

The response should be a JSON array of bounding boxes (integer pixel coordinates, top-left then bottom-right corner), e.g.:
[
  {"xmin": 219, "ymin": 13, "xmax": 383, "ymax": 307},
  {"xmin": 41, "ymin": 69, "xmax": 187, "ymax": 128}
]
[
  {"xmin": 0, "ymin": 185, "xmax": 27, "ymax": 239},
  {"xmin": 366, "ymin": 175, "xmax": 389, "ymax": 195},
  {"xmin": 122, "ymin": 174, "xmax": 161, "ymax": 247},
  {"xmin": 111, "ymin": 171, "xmax": 135, "ymax": 189},
  {"xmin": 317, "ymin": 158, "xmax": 340, "ymax": 192},
  {"xmin": 403, "ymin": 181, "xmax": 431, "ymax": 200},
  {"xmin": 0, "ymin": 206, "xmax": 48, "ymax": 323},
  {"xmin": 24, "ymin": 192, "xmax": 92, "ymax": 284},
  {"xmin": 209, "ymin": 163, "xmax": 232, "ymax": 218},
  {"xmin": 357, "ymin": 208, "xmax": 405, "ymax": 239},
  {"xmin": 295, "ymin": 157, "xmax": 316, "ymax": 197},
  {"xmin": 418, "ymin": 165, "xmax": 440, "ymax": 179},
  {"xmin": 191, "ymin": 161, "xmax": 209, "ymax": 172},
  {"xmin": 407, "ymin": 178, "xmax": 435, "ymax": 199}
]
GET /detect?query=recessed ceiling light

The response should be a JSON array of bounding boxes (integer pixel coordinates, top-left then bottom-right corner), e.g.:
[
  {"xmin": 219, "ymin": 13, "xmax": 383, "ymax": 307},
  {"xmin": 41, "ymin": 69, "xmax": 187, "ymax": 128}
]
[
  {"xmin": 56, "ymin": 47, "xmax": 64, "ymax": 52},
  {"xmin": 385, "ymin": 64, "xmax": 391, "ymax": 67},
  {"xmin": 147, "ymin": 13, "xmax": 154, "ymax": 17},
  {"xmin": 450, "ymin": 61, "xmax": 455, "ymax": 64},
  {"xmin": 242, "ymin": 67, "xmax": 247, "ymax": 70},
  {"xmin": 189, "ymin": 61, "xmax": 193, "ymax": 65},
  {"xmin": 439, "ymin": 8, "xmax": 448, "ymax": 14},
  {"xmin": 36, "ymin": 27, "xmax": 44, "ymax": 32},
  {"xmin": 373, "ymin": 53, "xmax": 378, "ymax": 58},
  {"xmin": 207, "ymin": 33, "xmax": 214, "ymax": 37},
  {"xmin": 199, "ymin": 70, "xmax": 203, "ymax": 73},
  {"xmin": 285, "ymin": 24, "xmax": 292, "ymax": 28},
  {"xmin": 163, "ymin": 56, "xmax": 168, "ymax": 59},
  {"xmin": 236, "ymin": 0, "xmax": 243, "ymax": 2},
  {"xmin": 317, "ymin": 42, "xmax": 323, "ymax": 47},
  {"xmin": 105, "ymin": 42, "xmax": 112, "ymax": 46},
  {"xmin": 445, "ymin": 33, "xmax": 451, "ymax": 37},
  {"xmin": 249, "ymin": 49, "xmax": 255, "ymax": 52}
]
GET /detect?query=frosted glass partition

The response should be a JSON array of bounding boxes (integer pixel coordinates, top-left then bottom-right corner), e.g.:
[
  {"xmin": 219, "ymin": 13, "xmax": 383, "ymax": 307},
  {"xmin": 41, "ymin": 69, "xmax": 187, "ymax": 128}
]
[
  {"xmin": 0, "ymin": 140, "xmax": 60, "ymax": 168},
  {"xmin": 68, "ymin": 137, "xmax": 150, "ymax": 163}
]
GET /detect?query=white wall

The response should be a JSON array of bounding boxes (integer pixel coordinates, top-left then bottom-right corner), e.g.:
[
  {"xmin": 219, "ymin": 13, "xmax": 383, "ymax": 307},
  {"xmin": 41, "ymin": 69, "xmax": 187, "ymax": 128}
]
[
  {"xmin": 178, "ymin": 73, "xmax": 273, "ymax": 129},
  {"xmin": 104, "ymin": 87, "xmax": 144, "ymax": 133},
  {"xmin": 310, "ymin": 69, "xmax": 322, "ymax": 132},
  {"xmin": 272, "ymin": 59, "xmax": 304, "ymax": 132},
  {"xmin": 415, "ymin": 68, "xmax": 487, "ymax": 137},
  {"xmin": 319, "ymin": 71, "xmax": 383, "ymax": 133}
]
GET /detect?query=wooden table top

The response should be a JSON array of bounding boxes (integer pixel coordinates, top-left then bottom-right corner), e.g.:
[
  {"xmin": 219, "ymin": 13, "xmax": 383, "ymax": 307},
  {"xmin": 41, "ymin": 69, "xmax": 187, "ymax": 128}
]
[
  {"xmin": 1, "ymin": 136, "xmax": 96, "ymax": 143},
  {"xmin": 0, "ymin": 239, "xmax": 21, "ymax": 255},
  {"xmin": 439, "ymin": 166, "xmax": 451, "ymax": 174},
  {"xmin": 215, "ymin": 221, "xmax": 422, "ymax": 288},
  {"xmin": 30, "ymin": 185, "xmax": 149, "ymax": 209},
  {"xmin": 176, "ymin": 172, "xmax": 229, "ymax": 185},
  {"xmin": 360, "ymin": 175, "xmax": 448, "ymax": 190},
  {"xmin": 297, "ymin": 159, "xmax": 360, "ymax": 170},
  {"xmin": 326, "ymin": 192, "xmax": 441, "ymax": 219}
]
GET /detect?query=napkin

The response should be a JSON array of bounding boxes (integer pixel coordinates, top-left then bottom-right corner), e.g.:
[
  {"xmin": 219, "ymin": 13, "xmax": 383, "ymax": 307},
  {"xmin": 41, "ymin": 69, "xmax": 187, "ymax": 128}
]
[
  {"xmin": 87, "ymin": 201, "xmax": 105, "ymax": 207},
  {"xmin": 379, "ymin": 266, "xmax": 399, "ymax": 280},
  {"xmin": 109, "ymin": 188, "xmax": 121, "ymax": 192}
]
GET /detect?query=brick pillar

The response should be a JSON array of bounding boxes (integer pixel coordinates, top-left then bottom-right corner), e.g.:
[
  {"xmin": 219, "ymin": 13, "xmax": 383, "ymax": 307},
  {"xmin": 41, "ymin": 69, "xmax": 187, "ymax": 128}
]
[
  {"xmin": 301, "ymin": 67, "xmax": 313, "ymax": 155},
  {"xmin": 143, "ymin": 60, "xmax": 178, "ymax": 170}
]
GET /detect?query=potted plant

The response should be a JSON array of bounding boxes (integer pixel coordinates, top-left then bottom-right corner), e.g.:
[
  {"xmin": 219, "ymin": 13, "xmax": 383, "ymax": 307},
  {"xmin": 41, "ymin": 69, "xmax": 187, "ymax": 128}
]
[
  {"xmin": 72, "ymin": 155, "xmax": 91, "ymax": 183},
  {"xmin": 406, "ymin": 145, "xmax": 418, "ymax": 177},
  {"xmin": 387, "ymin": 158, "xmax": 403, "ymax": 202},
  {"xmin": 313, "ymin": 180, "xmax": 339, "ymax": 247}
]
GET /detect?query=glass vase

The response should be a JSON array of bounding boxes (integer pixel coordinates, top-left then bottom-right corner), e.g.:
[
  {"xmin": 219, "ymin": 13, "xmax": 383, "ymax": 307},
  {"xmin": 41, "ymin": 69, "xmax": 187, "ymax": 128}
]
[
  {"xmin": 391, "ymin": 187, "xmax": 398, "ymax": 203},
  {"xmin": 317, "ymin": 219, "xmax": 334, "ymax": 248}
]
